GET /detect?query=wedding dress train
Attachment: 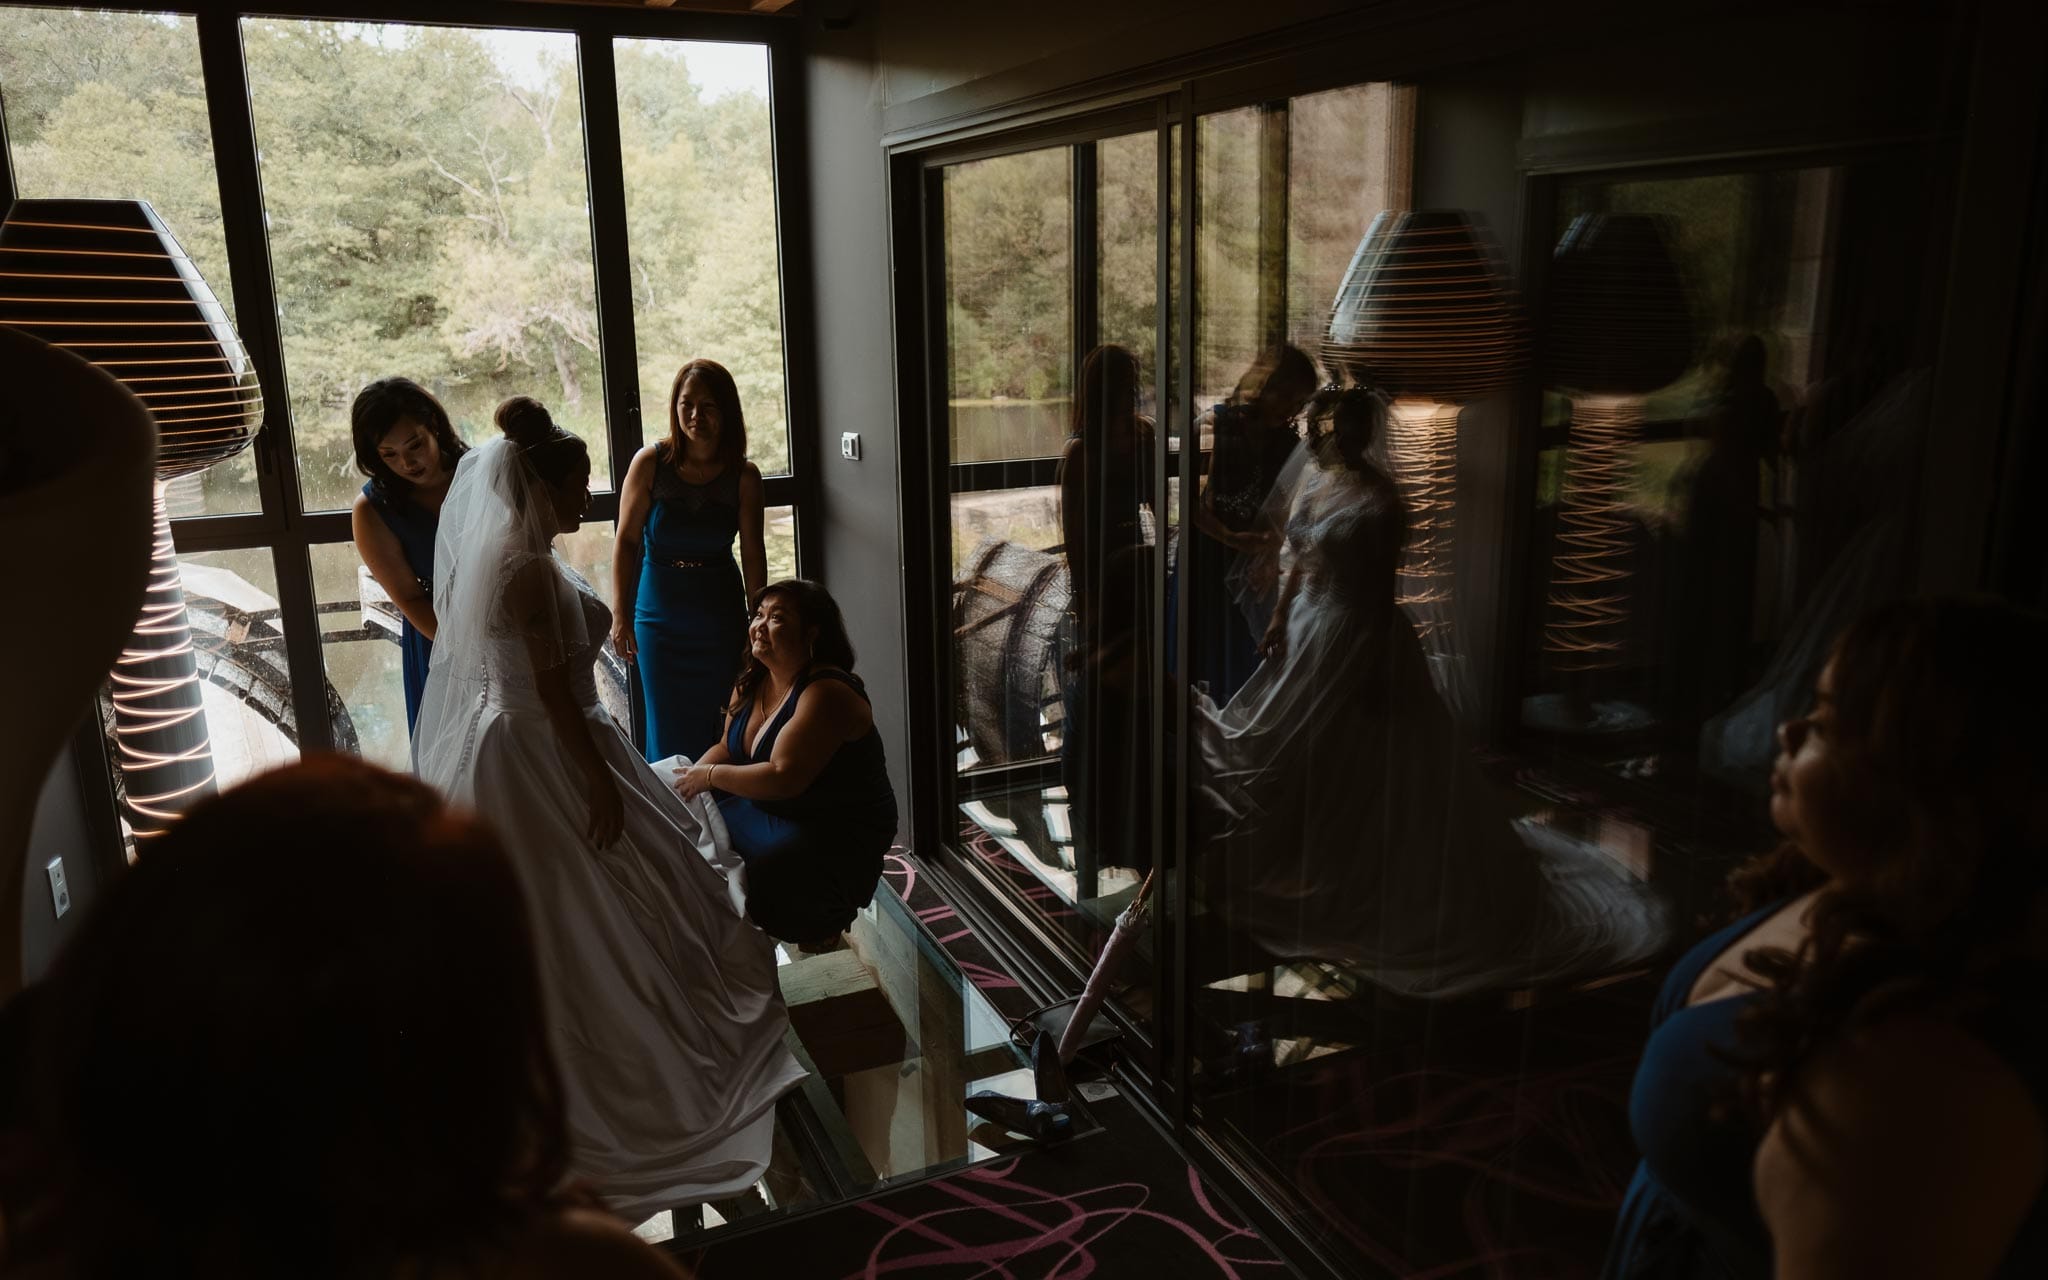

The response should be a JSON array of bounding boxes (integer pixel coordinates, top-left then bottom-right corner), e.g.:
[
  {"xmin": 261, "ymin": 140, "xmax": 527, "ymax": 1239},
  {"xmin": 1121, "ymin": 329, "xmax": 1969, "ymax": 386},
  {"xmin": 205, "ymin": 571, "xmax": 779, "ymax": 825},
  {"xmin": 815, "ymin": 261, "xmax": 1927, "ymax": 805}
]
[{"xmin": 415, "ymin": 438, "xmax": 804, "ymax": 1216}]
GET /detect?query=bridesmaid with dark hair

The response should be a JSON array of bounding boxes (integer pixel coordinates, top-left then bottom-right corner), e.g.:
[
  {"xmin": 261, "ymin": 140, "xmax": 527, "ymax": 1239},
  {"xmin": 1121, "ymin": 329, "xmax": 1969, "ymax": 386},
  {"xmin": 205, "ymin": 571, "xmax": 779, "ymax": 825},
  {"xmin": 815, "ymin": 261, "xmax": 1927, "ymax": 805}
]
[
  {"xmin": 675, "ymin": 579, "xmax": 897, "ymax": 946},
  {"xmin": 350, "ymin": 376, "xmax": 467, "ymax": 733},
  {"xmin": 612, "ymin": 359, "xmax": 766, "ymax": 763},
  {"xmin": 1058, "ymin": 343, "xmax": 1157, "ymax": 875},
  {"xmin": 1172, "ymin": 344, "xmax": 1318, "ymax": 704}
]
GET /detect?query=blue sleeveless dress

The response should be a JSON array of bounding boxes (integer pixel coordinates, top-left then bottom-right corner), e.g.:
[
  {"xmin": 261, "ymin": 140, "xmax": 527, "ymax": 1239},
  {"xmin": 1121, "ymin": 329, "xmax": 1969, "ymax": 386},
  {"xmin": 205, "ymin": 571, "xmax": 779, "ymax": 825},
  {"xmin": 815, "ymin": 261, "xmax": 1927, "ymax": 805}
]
[
  {"xmin": 717, "ymin": 667, "xmax": 898, "ymax": 943},
  {"xmin": 1605, "ymin": 900, "xmax": 2048, "ymax": 1278},
  {"xmin": 633, "ymin": 445, "xmax": 748, "ymax": 762},
  {"xmin": 360, "ymin": 479, "xmax": 438, "ymax": 733},
  {"xmin": 1165, "ymin": 405, "xmax": 1296, "ymax": 703}
]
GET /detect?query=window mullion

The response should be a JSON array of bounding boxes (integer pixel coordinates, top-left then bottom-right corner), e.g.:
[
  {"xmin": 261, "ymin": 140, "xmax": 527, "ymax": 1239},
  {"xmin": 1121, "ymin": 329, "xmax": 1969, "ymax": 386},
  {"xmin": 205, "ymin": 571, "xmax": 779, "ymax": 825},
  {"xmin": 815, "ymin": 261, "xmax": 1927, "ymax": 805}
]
[
  {"xmin": 1073, "ymin": 141, "xmax": 1100, "ymax": 381},
  {"xmin": 194, "ymin": 9, "xmax": 332, "ymax": 754},
  {"xmin": 575, "ymin": 33, "xmax": 644, "ymax": 493},
  {"xmin": 766, "ymin": 34, "xmax": 822, "ymax": 577}
]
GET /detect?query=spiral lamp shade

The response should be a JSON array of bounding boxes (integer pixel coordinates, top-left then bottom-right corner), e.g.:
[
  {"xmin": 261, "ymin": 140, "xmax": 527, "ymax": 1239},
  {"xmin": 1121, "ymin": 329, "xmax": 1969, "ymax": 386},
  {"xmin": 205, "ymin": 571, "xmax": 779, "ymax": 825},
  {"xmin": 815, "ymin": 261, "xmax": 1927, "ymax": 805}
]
[
  {"xmin": 1546, "ymin": 213, "xmax": 1693, "ymax": 397},
  {"xmin": 1325, "ymin": 209, "xmax": 1526, "ymax": 402},
  {"xmin": 1324, "ymin": 210, "xmax": 1525, "ymax": 658},
  {"xmin": 0, "ymin": 198, "xmax": 263, "ymax": 840},
  {"xmin": 0, "ymin": 199, "xmax": 261, "ymax": 471},
  {"xmin": 1541, "ymin": 213, "xmax": 1695, "ymax": 674}
]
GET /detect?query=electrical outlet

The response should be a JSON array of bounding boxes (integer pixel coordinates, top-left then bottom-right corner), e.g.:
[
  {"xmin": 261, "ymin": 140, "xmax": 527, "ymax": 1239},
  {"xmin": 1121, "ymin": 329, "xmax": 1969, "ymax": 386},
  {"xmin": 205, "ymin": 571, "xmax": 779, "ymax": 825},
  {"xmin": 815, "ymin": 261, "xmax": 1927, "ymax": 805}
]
[
  {"xmin": 839, "ymin": 431, "xmax": 862, "ymax": 461},
  {"xmin": 46, "ymin": 857, "xmax": 70, "ymax": 919}
]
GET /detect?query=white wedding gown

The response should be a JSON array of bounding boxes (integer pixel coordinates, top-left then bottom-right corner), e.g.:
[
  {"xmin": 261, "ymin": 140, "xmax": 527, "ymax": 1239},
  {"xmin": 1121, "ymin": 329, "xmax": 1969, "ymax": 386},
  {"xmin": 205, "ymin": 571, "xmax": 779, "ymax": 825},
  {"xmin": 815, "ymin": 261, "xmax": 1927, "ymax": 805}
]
[
  {"xmin": 1195, "ymin": 457, "xmax": 1667, "ymax": 997},
  {"xmin": 417, "ymin": 554, "xmax": 805, "ymax": 1216}
]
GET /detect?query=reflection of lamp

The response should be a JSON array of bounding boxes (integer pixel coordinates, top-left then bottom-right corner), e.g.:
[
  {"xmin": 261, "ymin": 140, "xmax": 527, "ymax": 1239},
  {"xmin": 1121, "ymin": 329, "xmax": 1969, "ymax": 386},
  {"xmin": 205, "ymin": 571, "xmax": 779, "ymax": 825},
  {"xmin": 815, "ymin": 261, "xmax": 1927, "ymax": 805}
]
[
  {"xmin": 0, "ymin": 199, "xmax": 262, "ymax": 840},
  {"xmin": 1542, "ymin": 213, "xmax": 1693, "ymax": 673},
  {"xmin": 1325, "ymin": 209, "xmax": 1525, "ymax": 644}
]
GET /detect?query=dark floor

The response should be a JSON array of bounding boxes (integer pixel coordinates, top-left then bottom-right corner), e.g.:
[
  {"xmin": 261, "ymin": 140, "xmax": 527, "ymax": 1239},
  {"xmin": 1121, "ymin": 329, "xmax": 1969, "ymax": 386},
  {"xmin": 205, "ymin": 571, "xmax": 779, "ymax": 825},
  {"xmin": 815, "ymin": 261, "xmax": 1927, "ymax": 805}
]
[
  {"xmin": 682, "ymin": 850, "xmax": 1295, "ymax": 1278},
  {"xmin": 944, "ymin": 815, "xmax": 1667, "ymax": 1280}
]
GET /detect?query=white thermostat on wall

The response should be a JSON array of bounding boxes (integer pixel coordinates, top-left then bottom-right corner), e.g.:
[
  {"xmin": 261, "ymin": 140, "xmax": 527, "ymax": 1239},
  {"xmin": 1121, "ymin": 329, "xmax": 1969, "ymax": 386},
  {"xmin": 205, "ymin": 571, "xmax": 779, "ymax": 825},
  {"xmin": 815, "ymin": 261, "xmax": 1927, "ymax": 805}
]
[
  {"xmin": 840, "ymin": 431, "xmax": 862, "ymax": 461},
  {"xmin": 46, "ymin": 857, "xmax": 70, "ymax": 919}
]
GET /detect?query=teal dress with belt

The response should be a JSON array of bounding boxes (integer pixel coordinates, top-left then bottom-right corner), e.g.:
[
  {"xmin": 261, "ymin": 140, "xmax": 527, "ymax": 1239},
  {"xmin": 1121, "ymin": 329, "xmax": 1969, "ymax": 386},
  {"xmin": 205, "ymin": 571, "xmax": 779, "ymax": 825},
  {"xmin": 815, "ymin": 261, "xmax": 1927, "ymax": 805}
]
[{"xmin": 633, "ymin": 444, "xmax": 748, "ymax": 762}]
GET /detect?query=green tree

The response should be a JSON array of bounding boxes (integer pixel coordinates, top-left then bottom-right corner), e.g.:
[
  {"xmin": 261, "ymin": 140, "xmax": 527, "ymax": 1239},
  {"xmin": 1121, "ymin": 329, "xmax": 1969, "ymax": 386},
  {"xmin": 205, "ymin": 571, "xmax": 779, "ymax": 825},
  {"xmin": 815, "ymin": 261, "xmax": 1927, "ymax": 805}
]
[{"xmin": 4, "ymin": 14, "xmax": 797, "ymax": 504}]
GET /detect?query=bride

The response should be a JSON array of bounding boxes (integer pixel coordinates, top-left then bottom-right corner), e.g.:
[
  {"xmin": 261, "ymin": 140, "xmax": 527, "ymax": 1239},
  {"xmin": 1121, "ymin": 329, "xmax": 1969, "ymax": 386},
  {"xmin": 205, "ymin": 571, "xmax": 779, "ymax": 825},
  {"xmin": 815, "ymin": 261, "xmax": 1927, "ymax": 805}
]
[
  {"xmin": 1195, "ymin": 388, "xmax": 1665, "ymax": 997},
  {"xmin": 413, "ymin": 397, "xmax": 804, "ymax": 1217}
]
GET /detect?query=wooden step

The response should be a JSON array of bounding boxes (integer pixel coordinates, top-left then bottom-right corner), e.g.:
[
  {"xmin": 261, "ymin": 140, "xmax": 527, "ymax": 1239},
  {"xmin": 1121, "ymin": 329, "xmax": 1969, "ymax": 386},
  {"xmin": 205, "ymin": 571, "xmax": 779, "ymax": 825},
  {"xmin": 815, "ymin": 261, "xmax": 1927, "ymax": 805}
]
[{"xmin": 780, "ymin": 949, "xmax": 907, "ymax": 1079}]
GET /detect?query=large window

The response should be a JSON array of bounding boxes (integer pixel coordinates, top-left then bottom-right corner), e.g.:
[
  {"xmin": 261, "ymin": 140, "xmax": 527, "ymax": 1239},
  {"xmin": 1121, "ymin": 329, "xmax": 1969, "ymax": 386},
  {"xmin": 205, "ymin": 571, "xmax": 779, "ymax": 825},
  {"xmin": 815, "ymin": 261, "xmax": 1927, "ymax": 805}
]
[
  {"xmin": 1, "ymin": 4, "xmax": 807, "ymax": 837},
  {"xmin": 932, "ymin": 88, "xmax": 1410, "ymax": 1048},
  {"xmin": 616, "ymin": 37, "xmax": 791, "ymax": 477},
  {"xmin": 941, "ymin": 134, "xmax": 1161, "ymax": 997},
  {"xmin": 243, "ymin": 20, "xmax": 608, "ymax": 511}
]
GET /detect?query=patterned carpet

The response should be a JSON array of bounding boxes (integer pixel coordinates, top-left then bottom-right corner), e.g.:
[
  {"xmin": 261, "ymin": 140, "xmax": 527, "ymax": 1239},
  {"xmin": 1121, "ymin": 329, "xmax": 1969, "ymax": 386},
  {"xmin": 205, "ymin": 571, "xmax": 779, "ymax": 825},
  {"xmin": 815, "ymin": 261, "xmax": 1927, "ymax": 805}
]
[
  {"xmin": 933, "ymin": 822, "xmax": 1662, "ymax": 1280},
  {"xmin": 683, "ymin": 848, "xmax": 1294, "ymax": 1280}
]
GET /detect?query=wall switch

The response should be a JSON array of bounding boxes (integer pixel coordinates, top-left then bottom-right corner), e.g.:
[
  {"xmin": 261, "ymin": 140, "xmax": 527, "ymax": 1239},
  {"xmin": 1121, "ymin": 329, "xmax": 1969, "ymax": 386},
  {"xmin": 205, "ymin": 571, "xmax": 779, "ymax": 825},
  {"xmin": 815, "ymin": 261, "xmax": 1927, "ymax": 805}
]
[
  {"xmin": 46, "ymin": 857, "xmax": 70, "ymax": 919},
  {"xmin": 839, "ymin": 431, "xmax": 862, "ymax": 461}
]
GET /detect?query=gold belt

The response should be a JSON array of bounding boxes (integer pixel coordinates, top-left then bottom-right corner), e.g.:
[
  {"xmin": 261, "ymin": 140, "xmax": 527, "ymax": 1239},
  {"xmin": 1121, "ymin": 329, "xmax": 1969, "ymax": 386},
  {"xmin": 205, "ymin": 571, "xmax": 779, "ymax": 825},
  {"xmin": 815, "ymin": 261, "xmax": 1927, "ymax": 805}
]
[{"xmin": 659, "ymin": 556, "xmax": 714, "ymax": 569}]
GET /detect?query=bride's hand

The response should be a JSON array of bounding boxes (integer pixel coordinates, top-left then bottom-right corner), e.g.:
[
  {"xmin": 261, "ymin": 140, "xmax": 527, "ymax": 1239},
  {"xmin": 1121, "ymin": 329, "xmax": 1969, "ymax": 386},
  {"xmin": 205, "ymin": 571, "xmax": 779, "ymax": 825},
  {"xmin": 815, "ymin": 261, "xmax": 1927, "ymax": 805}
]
[
  {"xmin": 1257, "ymin": 619, "xmax": 1287, "ymax": 662},
  {"xmin": 673, "ymin": 763, "xmax": 715, "ymax": 800},
  {"xmin": 609, "ymin": 619, "xmax": 636, "ymax": 661},
  {"xmin": 584, "ymin": 768, "xmax": 624, "ymax": 847}
]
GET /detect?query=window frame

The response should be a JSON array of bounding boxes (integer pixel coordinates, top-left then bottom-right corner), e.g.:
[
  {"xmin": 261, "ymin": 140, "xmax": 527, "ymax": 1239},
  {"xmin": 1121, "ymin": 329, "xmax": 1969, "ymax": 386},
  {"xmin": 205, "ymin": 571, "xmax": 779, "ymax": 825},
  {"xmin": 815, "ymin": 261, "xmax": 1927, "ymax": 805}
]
[{"xmin": 0, "ymin": 0, "xmax": 818, "ymax": 763}]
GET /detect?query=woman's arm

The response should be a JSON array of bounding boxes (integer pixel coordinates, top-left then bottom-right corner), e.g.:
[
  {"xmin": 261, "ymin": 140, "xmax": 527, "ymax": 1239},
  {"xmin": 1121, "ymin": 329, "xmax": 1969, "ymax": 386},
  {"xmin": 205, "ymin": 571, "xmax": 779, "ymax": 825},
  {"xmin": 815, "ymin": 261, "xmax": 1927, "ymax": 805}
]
[
  {"xmin": 1755, "ymin": 1018, "xmax": 2044, "ymax": 1280},
  {"xmin": 351, "ymin": 495, "xmax": 438, "ymax": 640},
  {"xmin": 1257, "ymin": 559, "xmax": 1304, "ymax": 661},
  {"xmin": 677, "ymin": 677, "xmax": 869, "ymax": 803},
  {"xmin": 667, "ymin": 717, "xmax": 734, "ymax": 796},
  {"xmin": 610, "ymin": 447, "xmax": 658, "ymax": 660},
  {"xmin": 738, "ymin": 463, "xmax": 767, "ymax": 599},
  {"xmin": 510, "ymin": 561, "xmax": 623, "ymax": 846}
]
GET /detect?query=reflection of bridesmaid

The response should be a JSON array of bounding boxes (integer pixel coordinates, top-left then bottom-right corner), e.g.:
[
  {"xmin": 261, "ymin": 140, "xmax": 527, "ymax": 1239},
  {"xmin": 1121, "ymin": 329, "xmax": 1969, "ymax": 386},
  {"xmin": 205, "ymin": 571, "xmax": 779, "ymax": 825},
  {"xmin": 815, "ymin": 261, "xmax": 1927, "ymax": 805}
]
[
  {"xmin": 1059, "ymin": 344, "xmax": 1156, "ymax": 873},
  {"xmin": 349, "ymin": 377, "xmax": 466, "ymax": 734},
  {"xmin": 613, "ymin": 359, "xmax": 766, "ymax": 763},
  {"xmin": 1175, "ymin": 345, "xmax": 1317, "ymax": 704}
]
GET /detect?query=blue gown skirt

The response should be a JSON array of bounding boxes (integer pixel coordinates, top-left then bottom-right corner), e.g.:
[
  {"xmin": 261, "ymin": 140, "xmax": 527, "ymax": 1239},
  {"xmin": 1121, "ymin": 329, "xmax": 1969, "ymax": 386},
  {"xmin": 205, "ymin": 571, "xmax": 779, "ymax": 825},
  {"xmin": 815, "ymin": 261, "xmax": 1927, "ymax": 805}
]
[
  {"xmin": 634, "ymin": 556, "xmax": 747, "ymax": 763},
  {"xmin": 400, "ymin": 622, "xmax": 432, "ymax": 733}
]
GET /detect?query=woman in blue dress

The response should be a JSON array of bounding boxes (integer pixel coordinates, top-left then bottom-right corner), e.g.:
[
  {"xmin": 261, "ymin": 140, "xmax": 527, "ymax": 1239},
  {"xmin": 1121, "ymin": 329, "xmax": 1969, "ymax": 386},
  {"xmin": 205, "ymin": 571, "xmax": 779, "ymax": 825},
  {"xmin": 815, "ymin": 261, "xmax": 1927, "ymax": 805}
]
[
  {"xmin": 675, "ymin": 579, "xmax": 897, "ymax": 946},
  {"xmin": 1605, "ymin": 597, "xmax": 2048, "ymax": 1279},
  {"xmin": 1167, "ymin": 345, "xmax": 1317, "ymax": 704},
  {"xmin": 613, "ymin": 359, "xmax": 766, "ymax": 763},
  {"xmin": 350, "ymin": 377, "xmax": 466, "ymax": 734}
]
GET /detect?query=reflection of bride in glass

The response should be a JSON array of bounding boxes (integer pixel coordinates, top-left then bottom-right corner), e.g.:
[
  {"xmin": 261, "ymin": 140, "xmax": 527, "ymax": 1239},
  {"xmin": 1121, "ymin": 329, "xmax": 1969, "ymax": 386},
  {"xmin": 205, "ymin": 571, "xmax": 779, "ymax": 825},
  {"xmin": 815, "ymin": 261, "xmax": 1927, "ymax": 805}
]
[
  {"xmin": 1195, "ymin": 388, "xmax": 1665, "ymax": 997},
  {"xmin": 413, "ymin": 398, "xmax": 803, "ymax": 1215}
]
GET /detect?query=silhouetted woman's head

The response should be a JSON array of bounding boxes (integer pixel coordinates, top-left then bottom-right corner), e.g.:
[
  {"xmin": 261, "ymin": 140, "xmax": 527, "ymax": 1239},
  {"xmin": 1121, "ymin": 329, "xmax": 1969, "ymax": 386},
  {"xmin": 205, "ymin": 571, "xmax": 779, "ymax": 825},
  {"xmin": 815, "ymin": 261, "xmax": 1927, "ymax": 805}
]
[
  {"xmin": 729, "ymin": 579, "xmax": 858, "ymax": 714},
  {"xmin": 26, "ymin": 756, "xmax": 573, "ymax": 1279},
  {"xmin": 1232, "ymin": 345, "xmax": 1319, "ymax": 424},
  {"xmin": 1308, "ymin": 385, "xmax": 1388, "ymax": 474},
  {"xmin": 496, "ymin": 396, "xmax": 591, "ymax": 535},
  {"xmin": 1075, "ymin": 344, "xmax": 1141, "ymax": 439},
  {"xmin": 351, "ymin": 377, "xmax": 465, "ymax": 501},
  {"xmin": 1768, "ymin": 596, "xmax": 2048, "ymax": 898},
  {"xmin": 668, "ymin": 358, "xmax": 748, "ymax": 467},
  {"xmin": 1733, "ymin": 596, "xmax": 2048, "ymax": 1116}
]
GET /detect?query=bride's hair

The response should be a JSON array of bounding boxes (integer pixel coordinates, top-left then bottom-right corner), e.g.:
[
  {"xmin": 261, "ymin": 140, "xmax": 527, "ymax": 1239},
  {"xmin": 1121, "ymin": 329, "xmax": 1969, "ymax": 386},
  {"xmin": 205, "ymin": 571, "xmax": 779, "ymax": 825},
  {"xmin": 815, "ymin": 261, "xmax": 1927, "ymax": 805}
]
[
  {"xmin": 19, "ymin": 756, "xmax": 578, "ymax": 1279},
  {"xmin": 1307, "ymin": 385, "xmax": 1389, "ymax": 474},
  {"xmin": 726, "ymin": 579, "xmax": 859, "ymax": 717},
  {"xmin": 495, "ymin": 395, "xmax": 588, "ymax": 492}
]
